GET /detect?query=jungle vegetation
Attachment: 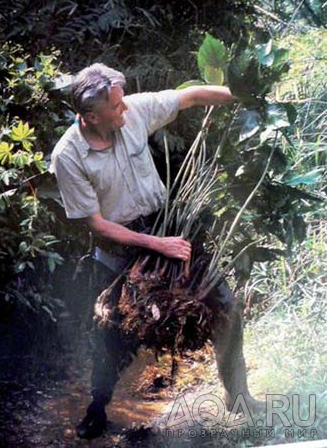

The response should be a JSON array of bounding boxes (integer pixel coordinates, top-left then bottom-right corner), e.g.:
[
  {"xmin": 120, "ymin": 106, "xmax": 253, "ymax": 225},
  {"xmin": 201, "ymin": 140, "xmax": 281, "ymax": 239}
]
[{"xmin": 0, "ymin": 1, "xmax": 327, "ymax": 445}]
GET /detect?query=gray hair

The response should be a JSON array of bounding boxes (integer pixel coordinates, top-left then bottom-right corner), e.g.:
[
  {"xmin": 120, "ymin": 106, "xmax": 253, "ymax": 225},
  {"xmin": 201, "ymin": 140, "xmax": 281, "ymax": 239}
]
[{"xmin": 71, "ymin": 63, "xmax": 126, "ymax": 115}]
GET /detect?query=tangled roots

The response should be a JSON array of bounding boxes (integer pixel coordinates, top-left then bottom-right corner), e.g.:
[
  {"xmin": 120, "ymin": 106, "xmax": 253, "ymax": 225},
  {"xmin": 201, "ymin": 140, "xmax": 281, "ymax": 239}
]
[{"xmin": 118, "ymin": 257, "xmax": 214, "ymax": 354}]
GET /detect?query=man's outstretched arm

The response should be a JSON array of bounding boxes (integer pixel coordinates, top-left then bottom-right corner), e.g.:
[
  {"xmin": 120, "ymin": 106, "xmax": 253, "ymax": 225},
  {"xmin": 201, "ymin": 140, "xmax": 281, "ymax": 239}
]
[
  {"xmin": 178, "ymin": 85, "xmax": 234, "ymax": 110},
  {"xmin": 88, "ymin": 212, "xmax": 191, "ymax": 261}
]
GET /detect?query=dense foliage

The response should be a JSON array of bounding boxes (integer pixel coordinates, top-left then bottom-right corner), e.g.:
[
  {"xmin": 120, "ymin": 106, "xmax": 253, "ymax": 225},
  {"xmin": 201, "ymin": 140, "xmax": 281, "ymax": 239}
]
[
  {"xmin": 256, "ymin": 0, "xmax": 327, "ymax": 32},
  {"xmin": 0, "ymin": 43, "xmax": 79, "ymax": 337},
  {"xmin": 0, "ymin": 0, "xmax": 258, "ymax": 93},
  {"xmin": 178, "ymin": 34, "xmax": 324, "ymax": 284}
]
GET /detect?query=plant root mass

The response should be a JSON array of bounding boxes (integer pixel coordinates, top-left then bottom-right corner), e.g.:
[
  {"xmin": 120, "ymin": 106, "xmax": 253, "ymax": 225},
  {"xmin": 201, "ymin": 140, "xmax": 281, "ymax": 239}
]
[{"xmin": 118, "ymin": 256, "xmax": 214, "ymax": 354}]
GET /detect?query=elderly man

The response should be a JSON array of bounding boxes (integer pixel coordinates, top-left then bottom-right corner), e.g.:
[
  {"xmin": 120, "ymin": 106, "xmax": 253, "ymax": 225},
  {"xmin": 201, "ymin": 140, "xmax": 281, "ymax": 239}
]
[{"xmin": 51, "ymin": 63, "xmax": 257, "ymax": 439}]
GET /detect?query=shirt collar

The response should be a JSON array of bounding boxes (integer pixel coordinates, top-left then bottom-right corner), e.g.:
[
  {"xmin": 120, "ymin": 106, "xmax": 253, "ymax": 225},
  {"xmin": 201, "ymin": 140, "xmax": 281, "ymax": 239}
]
[
  {"xmin": 73, "ymin": 119, "xmax": 117, "ymax": 157},
  {"xmin": 74, "ymin": 121, "xmax": 91, "ymax": 158}
]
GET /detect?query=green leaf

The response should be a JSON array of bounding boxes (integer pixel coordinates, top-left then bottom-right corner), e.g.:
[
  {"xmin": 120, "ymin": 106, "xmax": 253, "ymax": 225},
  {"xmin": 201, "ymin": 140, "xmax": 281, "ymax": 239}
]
[
  {"xmin": 0, "ymin": 168, "xmax": 18, "ymax": 185},
  {"xmin": 255, "ymin": 40, "xmax": 273, "ymax": 61},
  {"xmin": 33, "ymin": 152, "xmax": 45, "ymax": 171},
  {"xmin": 227, "ymin": 61, "xmax": 259, "ymax": 104},
  {"xmin": 229, "ymin": 108, "xmax": 262, "ymax": 144},
  {"xmin": 204, "ymin": 65, "xmax": 224, "ymax": 85},
  {"xmin": 10, "ymin": 121, "xmax": 36, "ymax": 149},
  {"xmin": 0, "ymin": 141, "xmax": 14, "ymax": 165},
  {"xmin": 228, "ymin": 40, "xmax": 290, "ymax": 104},
  {"xmin": 238, "ymin": 110, "xmax": 261, "ymax": 142},
  {"xmin": 13, "ymin": 290, "xmax": 33, "ymax": 309},
  {"xmin": 11, "ymin": 121, "xmax": 30, "ymax": 140},
  {"xmin": 19, "ymin": 241, "xmax": 28, "ymax": 253},
  {"xmin": 22, "ymin": 140, "xmax": 33, "ymax": 151},
  {"xmin": 0, "ymin": 188, "xmax": 16, "ymax": 201},
  {"xmin": 197, "ymin": 33, "xmax": 227, "ymax": 74},
  {"xmin": 283, "ymin": 169, "xmax": 323, "ymax": 187},
  {"xmin": 273, "ymin": 48, "xmax": 289, "ymax": 67},
  {"xmin": 256, "ymin": 40, "xmax": 274, "ymax": 67},
  {"xmin": 176, "ymin": 80, "xmax": 205, "ymax": 90},
  {"xmin": 266, "ymin": 103, "xmax": 290, "ymax": 130},
  {"xmin": 33, "ymin": 152, "xmax": 44, "ymax": 161},
  {"xmin": 34, "ymin": 159, "xmax": 46, "ymax": 172},
  {"xmin": 45, "ymin": 251, "xmax": 64, "ymax": 273},
  {"xmin": 261, "ymin": 52, "xmax": 275, "ymax": 67},
  {"xmin": 13, "ymin": 151, "xmax": 31, "ymax": 168}
]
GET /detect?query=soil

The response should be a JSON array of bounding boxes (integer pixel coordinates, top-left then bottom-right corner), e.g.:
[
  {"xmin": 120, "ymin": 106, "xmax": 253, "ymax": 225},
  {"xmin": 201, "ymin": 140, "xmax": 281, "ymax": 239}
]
[{"xmin": 0, "ymin": 335, "xmax": 228, "ymax": 448}]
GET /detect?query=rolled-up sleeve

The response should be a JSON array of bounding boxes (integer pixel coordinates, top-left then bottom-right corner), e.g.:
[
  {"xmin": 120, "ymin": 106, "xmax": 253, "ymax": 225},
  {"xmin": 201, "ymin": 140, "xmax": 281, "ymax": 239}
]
[
  {"xmin": 125, "ymin": 90, "xmax": 180, "ymax": 136},
  {"xmin": 53, "ymin": 154, "xmax": 100, "ymax": 219}
]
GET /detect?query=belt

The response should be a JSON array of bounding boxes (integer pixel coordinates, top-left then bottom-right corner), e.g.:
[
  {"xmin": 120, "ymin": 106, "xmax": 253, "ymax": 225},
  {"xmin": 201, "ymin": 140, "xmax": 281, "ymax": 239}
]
[{"xmin": 125, "ymin": 211, "xmax": 159, "ymax": 233}]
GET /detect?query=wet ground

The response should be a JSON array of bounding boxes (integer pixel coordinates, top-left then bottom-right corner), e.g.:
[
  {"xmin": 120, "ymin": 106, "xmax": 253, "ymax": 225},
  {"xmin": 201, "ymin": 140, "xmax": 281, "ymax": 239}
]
[
  {"xmin": 0, "ymin": 336, "xmax": 225, "ymax": 448},
  {"xmin": 2, "ymin": 337, "xmax": 326, "ymax": 448}
]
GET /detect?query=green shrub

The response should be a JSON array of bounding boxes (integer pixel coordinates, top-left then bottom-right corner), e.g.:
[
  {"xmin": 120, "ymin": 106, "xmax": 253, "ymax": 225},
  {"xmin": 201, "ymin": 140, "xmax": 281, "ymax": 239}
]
[{"xmin": 0, "ymin": 43, "xmax": 76, "ymax": 318}]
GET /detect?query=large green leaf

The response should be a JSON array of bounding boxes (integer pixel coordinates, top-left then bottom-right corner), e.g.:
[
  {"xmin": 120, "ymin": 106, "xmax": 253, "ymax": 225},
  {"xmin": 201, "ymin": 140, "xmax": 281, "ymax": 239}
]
[
  {"xmin": 197, "ymin": 33, "xmax": 227, "ymax": 73},
  {"xmin": 260, "ymin": 103, "xmax": 291, "ymax": 142},
  {"xmin": 227, "ymin": 62, "xmax": 255, "ymax": 103},
  {"xmin": 283, "ymin": 169, "xmax": 323, "ymax": 186},
  {"xmin": 227, "ymin": 39, "xmax": 290, "ymax": 105},
  {"xmin": 255, "ymin": 42, "xmax": 289, "ymax": 71},
  {"xmin": 255, "ymin": 40, "xmax": 274, "ymax": 66},
  {"xmin": 229, "ymin": 108, "xmax": 262, "ymax": 145}
]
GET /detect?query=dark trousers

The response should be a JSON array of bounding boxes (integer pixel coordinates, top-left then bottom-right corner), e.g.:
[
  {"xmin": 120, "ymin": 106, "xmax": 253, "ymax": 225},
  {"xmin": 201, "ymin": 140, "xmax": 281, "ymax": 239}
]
[
  {"xmin": 89, "ymin": 213, "xmax": 157, "ymax": 406},
  {"xmin": 89, "ymin": 258, "xmax": 139, "ymax": 406}
]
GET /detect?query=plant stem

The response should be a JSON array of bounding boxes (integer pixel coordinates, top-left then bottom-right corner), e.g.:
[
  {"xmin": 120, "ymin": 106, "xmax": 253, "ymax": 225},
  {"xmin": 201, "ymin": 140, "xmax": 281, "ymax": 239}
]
[{"xmin": 198, "ymin": 139, "xmax": 277, "ymax": 299}]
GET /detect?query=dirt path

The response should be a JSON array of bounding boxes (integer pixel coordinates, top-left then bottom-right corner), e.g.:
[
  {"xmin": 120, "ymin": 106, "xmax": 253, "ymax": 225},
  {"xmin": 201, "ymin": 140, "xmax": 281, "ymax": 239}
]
[{"xmin": 0, "ymin": 342, "xmax": 223, "ymax": 448}]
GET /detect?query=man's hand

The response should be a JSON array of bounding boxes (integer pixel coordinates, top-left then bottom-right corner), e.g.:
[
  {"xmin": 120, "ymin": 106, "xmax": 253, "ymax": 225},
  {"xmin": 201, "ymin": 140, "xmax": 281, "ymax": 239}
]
[
  {"xmin": 153, "ymin": 236, "xmax": 191, "ymax": 261},
  {"xmin": 87, "ymin": 213, "xmax": 191, "ymax": 261}
]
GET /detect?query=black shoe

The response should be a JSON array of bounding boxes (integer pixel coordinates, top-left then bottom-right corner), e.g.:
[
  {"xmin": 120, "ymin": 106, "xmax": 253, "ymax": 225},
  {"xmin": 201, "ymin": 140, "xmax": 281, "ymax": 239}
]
[{"xmin": 76, "ymin": 408, "xmax": 107, "ymax": 439}]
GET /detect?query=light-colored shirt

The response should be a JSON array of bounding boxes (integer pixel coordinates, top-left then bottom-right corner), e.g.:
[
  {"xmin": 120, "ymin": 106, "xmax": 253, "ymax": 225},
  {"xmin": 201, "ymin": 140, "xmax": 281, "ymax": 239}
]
[{"xmin": 50, "ymin": 89, "xmax": 180, "ymax": 224}]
